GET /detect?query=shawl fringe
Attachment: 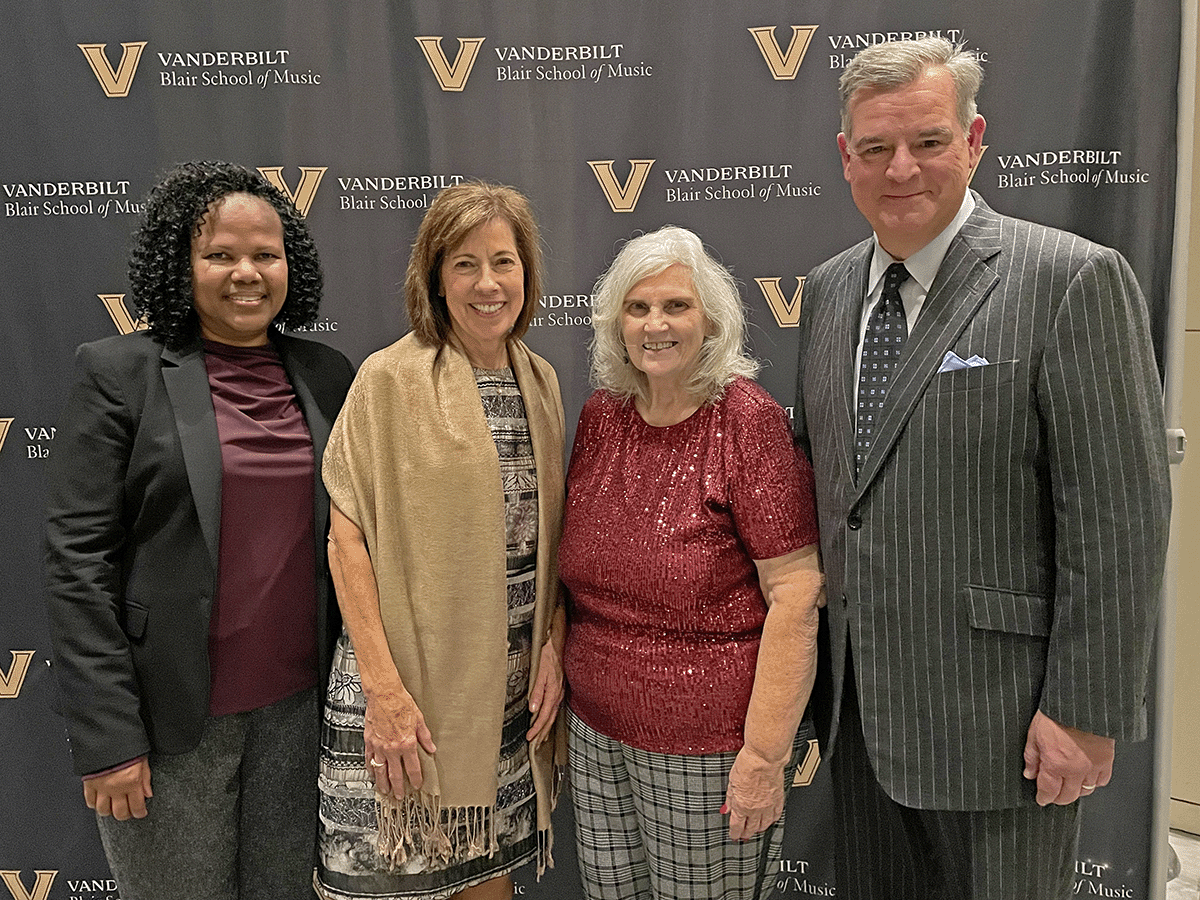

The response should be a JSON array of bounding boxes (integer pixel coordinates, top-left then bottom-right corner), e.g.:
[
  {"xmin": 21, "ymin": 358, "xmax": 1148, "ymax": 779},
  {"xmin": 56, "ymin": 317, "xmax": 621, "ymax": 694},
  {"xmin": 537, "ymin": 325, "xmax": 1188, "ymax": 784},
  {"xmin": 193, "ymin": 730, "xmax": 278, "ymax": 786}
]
[
  {"xmin": 374, "ymin": 765, "xmax": 566, "ymax": 876},
  {"xmin": 534, "ymin": 760, "xmax": 565, "ymax": 878},
  {"xmin": 373, "ymin": 764, "xmax": 566, "ymax": 877},
  {"xmin": 375, "ymin": 792, "xmax": 497, "ymax": 869},
  {"xmin": 537, "ymin": 825, "xmax": 554, "ymax": 878}
]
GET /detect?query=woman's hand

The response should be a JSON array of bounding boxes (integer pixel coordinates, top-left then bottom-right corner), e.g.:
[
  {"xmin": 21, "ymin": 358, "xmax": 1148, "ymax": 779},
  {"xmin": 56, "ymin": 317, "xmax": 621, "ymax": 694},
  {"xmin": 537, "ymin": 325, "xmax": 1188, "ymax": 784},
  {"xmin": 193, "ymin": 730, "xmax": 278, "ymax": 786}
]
[
  {"xmin": 84, "ymin": 757, "xmax": 152, "ymax": 821},
  {"xmin": 364, "ymin": 689, "xmax": 437, "ymax": 797},
  {"xmin": 722, "ymin": 746, "xmax": 785, "ymax": 841},
  {"xmin": 526, "ymin": 638, "xmax": 564, "ymax": 745}
]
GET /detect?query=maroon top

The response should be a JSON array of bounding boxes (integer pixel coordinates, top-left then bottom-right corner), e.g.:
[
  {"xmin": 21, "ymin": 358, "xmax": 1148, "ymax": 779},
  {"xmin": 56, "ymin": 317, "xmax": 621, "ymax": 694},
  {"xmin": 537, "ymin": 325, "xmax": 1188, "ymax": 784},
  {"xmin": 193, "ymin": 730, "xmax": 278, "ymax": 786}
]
[
  {"xmin": 559, "ymin": 378, "xmax": 819, "ymax": 754},
  {"xmin": 203, "ymin": 340, "xmax": 317, "ymax": 716}
]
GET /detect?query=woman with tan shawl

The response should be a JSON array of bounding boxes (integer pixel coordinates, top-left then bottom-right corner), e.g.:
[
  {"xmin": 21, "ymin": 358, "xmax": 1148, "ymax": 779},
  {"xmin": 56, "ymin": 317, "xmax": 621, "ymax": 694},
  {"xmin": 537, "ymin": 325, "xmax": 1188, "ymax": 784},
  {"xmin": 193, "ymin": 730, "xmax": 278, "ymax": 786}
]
[{"xmin": 315, "ymin": 183, "xmax": 565, "ymax": 900}]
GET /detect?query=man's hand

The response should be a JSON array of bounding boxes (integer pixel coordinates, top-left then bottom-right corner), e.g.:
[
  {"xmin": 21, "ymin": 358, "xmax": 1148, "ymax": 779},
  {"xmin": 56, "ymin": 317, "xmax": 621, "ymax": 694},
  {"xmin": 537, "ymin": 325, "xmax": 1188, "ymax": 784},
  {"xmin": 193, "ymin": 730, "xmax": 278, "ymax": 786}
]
[{"xmin": 1023, "ymin": 710, "xmax": 1114, "ymax": 805}]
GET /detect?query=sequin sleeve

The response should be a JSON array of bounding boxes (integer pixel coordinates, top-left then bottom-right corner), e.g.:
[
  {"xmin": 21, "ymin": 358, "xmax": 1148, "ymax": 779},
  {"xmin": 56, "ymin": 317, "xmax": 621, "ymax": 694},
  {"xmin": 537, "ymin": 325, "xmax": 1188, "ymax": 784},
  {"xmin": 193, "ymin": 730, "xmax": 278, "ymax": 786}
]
[
  {"xmin": 564, "ymin": 390, "xmax": 606, "ymax": 491},
  {"xmin": 725, "ymin": 380, "xmax": 820, "ymax": 561}
]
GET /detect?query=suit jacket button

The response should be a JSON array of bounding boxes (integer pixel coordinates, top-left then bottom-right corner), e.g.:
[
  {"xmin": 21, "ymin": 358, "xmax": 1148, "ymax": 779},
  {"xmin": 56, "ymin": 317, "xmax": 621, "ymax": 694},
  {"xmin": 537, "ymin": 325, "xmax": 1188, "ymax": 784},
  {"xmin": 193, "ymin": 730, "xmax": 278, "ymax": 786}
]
[{"xmin": 847, "ymin": 513, "xmax": 862, "ymax": 530}]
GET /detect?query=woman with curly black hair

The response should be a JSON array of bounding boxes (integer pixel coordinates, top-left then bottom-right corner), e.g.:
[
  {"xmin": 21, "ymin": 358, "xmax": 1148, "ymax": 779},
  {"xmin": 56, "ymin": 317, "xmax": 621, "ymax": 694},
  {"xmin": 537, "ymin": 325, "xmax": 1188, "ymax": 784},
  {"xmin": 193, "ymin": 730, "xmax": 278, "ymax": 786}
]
[{"xmin": 44, "ymin": 159, "xmax": 355, "ymax": 900}]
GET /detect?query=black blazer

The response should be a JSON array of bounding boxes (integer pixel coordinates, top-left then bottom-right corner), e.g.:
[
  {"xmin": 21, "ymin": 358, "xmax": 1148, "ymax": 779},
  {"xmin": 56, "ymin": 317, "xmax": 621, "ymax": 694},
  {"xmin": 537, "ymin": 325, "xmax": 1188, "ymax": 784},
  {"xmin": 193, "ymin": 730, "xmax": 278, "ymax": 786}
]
[{"xmin": 44, "ymin": 330, "xmax": 355, "ymax": 775}]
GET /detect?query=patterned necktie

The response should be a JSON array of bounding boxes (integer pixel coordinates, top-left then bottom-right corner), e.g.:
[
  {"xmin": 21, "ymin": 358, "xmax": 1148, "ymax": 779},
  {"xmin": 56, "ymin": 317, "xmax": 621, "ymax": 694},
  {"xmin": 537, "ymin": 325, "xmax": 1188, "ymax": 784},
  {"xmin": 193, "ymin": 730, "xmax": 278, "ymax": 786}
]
[{"xmin": 855, "ymin": 262, "xmax": 910, "ymax": 476}]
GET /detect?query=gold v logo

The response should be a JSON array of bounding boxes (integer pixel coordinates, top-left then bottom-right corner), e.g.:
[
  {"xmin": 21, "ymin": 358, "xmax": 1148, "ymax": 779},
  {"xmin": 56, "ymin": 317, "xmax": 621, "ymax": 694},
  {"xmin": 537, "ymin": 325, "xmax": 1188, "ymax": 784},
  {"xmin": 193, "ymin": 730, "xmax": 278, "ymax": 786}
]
[
  {"xmin": 0, "ymin": 419, "xmax": 11, "ymax": 455},
  {"xmin": 587, "ymin": 160, "xmax": 655, "ymax": 213},
  {"xmin": 77, "ymin": 42, "xmax": 148, "ymax": 97},
  {"xmin": 747, "ymin": 26, "xmax": 818, "ymax": 80},
  {"xmin": 791, "ymin": 739, "xmax": 822, "ymax": 787},
  {"xmin": 415, "ymin": 36, "xmax": 486, "ymax": 92},
  {"xmin": 0, "ymin": 872, "xmax": 57, "ymax": 900},
  {"xmin": 755, "ymin": 276, "xmax": 806, "ymax": 328},
  {"xmin": 970, "ymin": 145, "xmax": 988, "ymax": 184},
  {"xmin": 257, "ymin": 166, "xmax": 328, "ymax": 217},
  {"xmin": 0, "ymin": 651, "xmax": 35, "ymax": 700},
  {"xmin": 99, "ymin": 293, "xmax": 147, "ymax": 335}
]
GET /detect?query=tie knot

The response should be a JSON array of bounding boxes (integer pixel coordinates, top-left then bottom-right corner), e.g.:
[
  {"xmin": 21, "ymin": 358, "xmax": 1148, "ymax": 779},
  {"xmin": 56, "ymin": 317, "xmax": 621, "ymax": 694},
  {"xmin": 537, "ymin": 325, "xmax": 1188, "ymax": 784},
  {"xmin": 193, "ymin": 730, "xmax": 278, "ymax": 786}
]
[{"xmin": 885, "ymin": 262, "xmax": 910, "ymax": 289}]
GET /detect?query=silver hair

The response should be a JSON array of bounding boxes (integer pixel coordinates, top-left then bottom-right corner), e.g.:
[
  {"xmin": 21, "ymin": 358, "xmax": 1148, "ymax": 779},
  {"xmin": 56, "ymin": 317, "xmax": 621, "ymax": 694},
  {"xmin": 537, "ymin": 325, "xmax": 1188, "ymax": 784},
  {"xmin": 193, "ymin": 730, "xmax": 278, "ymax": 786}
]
[
  {"xmin": 589, "ymin": 225, "xmax": 759, "ymax": 405},
  {"xmin": 839, "ymin": 37, "xmax": 983, "ymax": 137}
]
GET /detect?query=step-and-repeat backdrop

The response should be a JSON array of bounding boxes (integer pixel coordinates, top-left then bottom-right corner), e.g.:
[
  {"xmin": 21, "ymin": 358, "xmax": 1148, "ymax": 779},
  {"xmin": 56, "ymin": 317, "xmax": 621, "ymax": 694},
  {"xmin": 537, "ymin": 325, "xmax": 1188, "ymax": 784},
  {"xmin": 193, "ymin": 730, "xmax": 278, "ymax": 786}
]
[{"xmin": 0, "ymin": 2, "xmax": 1179, "ymax": 898}]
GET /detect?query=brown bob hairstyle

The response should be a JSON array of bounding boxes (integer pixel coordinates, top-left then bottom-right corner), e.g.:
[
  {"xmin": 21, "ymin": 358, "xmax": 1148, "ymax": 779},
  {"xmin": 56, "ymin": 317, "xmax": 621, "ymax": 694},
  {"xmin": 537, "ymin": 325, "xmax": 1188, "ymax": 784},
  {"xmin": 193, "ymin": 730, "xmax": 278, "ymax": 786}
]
[{"xmin": 404, "ymin": 181, "xmax": 544, "ymax": 347}]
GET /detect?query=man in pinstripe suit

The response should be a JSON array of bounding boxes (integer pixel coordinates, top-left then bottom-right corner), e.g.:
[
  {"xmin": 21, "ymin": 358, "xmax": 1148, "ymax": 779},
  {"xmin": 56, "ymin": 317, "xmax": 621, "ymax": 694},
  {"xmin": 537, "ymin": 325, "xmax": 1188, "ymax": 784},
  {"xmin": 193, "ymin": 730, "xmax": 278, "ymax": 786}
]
[{"xmin": 793, "ymin": 38, "xmax": 1171, "ymax": 897}]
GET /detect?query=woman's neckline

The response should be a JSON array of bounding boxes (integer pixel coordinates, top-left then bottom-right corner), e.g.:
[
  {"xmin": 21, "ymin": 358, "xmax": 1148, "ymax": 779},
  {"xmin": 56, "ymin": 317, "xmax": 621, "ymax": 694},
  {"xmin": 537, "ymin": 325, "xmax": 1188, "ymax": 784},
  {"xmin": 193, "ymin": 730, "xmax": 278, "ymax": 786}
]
[{"xmin": 632, "ymin": 396, "xmax": 704, "ymax": 428}]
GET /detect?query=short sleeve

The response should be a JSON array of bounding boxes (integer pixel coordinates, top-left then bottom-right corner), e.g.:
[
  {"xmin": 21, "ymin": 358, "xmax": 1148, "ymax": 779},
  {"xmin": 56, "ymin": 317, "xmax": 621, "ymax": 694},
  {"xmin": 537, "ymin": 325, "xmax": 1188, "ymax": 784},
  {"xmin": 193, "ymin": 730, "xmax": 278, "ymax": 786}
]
[
  {"xmin": 565, "ymin": 391, "xmax": 609, "ymax": 486},
  {"xmin": 726, "ymin": 382, "xmax": 819, "ymax": 561}
]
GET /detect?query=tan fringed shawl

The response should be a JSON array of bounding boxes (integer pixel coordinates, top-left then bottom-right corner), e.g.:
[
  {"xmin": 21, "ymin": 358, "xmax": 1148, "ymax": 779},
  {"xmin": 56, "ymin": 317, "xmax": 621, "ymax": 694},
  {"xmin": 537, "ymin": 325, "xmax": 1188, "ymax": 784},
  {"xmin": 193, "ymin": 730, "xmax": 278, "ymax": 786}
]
[{"xmin": 322, "ymin": 332, "xmax": 565, "ymax": 873}]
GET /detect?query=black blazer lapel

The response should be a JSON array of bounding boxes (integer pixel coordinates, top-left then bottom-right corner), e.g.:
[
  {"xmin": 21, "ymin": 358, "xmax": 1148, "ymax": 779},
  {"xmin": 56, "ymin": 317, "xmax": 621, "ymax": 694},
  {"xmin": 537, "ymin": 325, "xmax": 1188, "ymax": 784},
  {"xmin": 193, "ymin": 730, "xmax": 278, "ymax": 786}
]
[
  {"xmin": 275, "ymin": 333, "xmax": 354, "ymax": 682},
  {"xmin": 854, "ymin": 204, "xmax": 1003, "ymax": 493},
  {"xmin": 160, "ymin": 342, "xmax": 222, "ymax": 571},
  {"xmin": 277, "ymin": 337, "xmax": 334, "ymax": 546}
]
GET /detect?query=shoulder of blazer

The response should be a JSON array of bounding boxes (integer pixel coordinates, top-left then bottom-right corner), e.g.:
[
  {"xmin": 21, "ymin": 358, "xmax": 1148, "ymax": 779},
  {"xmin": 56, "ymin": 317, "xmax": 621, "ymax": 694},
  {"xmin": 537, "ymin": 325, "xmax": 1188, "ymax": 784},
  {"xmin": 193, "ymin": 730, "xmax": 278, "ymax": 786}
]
[
  {"xmin": 802, "ymin": 237, "xmax": 872, "ymax": 318},
  {"xmin": 274, "ymin": 330, "xmax": 352, "ymax": 368},
  {"xmin": 76, "ymin": 330, "xmax": 170, "ymax": 370},
  {"xmin": 809, "ymin": 235, "xmax": 873, "ymax": 284},
  {"xmin": 800, "ymin": 237, "xmax": 873, "ymax": 333},
  {"xmin": 273, "ymin": 331, "xmax": 355, "ymax": 399},
  {"xmin": 69, "ymin": 332, "xmax": 197, "ymax": 410},
  {"xmin": 964, "ymin": 191, "xmax": 1104, "ymax": 257}
]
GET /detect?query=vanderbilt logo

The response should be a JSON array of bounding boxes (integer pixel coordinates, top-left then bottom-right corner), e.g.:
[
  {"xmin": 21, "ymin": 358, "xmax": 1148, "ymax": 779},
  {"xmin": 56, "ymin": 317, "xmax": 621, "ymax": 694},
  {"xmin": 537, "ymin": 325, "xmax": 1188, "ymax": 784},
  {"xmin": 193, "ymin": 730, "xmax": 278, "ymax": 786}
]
[
  {"xmin": 415, "ymin": 36, "xmax": 485, "ymax": 91},
  {"xmin": 791, "ymin": 739, "xmax": 822, "ymax": 787},
  {"xmin": 0, "ymin": 418, "xmax": 11, "ymax": 455},
  {"xmin": 971, "ymin": 144, "xmax": 988, "ymax": 183},
  {"xmin": 0, "ymin": 872, "xmax": 57, "ymax": 900},
  {"xmin": 0, "ymin": 651, "xmax": 35, "ymax": 700},
  {"xmin": 747, "ymin": 26, "xmax": 818, "ymax": 80},
  {"xmin": 755, "ymin": 276, "xmax": 805, "ymax": 328},
  {"xmin": 587, "ymin": 159, "xmax": 655, "ymax": 213},
  {"xmin": 77, "ymin": 41, "xmax": 148, "ymax": 97},
  {"xmin": 257, "ymin": 166, "xmax": 327, "ymax": 217},
  {"xmin": 98, "ymin": 293, "xmax": 146, "ymax": 335}
]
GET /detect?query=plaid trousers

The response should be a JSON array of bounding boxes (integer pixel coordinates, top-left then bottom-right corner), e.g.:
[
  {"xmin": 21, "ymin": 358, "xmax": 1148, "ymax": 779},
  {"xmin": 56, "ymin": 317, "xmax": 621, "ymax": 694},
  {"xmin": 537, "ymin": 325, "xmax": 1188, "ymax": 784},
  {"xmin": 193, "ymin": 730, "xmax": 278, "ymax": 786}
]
[{"xmin": 568, "ymin": 710, "xmax": 804, "ymax": 900}]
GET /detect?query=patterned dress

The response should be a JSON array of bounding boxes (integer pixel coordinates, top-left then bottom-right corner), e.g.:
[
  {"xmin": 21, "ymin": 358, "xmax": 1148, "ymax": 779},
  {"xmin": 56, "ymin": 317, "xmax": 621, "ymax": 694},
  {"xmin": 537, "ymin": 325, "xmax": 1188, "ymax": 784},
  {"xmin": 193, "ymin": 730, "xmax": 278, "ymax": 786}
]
[{"xmin": 315, "ymin": 367, "xmax": 539, "ymax": 900}]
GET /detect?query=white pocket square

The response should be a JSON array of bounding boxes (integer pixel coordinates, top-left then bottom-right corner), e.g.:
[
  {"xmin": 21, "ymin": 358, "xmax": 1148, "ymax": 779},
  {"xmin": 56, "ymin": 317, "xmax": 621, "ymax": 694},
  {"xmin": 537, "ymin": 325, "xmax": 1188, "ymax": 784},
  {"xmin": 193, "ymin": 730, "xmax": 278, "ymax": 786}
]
[{"xmin": 938, "ymin": 351, "xmax": 990, "ymax": 373}]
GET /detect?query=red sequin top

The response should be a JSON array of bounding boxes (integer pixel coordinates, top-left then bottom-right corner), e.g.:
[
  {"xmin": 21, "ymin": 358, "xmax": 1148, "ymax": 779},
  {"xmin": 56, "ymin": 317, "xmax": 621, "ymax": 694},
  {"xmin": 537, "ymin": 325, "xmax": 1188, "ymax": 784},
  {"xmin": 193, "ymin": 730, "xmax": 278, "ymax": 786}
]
[{"xmin": 560, "ymin": 378, "xmax": 818, "ymax": 754}]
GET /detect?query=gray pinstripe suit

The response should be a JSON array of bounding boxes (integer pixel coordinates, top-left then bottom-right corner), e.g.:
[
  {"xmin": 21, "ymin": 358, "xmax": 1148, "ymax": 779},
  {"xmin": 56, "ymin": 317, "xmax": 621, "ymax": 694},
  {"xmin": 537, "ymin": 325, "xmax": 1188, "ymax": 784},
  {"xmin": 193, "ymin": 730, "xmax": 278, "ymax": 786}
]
[{"xmin": 794, "ymin": 193, "xmax": 1171, "ymax": 815}]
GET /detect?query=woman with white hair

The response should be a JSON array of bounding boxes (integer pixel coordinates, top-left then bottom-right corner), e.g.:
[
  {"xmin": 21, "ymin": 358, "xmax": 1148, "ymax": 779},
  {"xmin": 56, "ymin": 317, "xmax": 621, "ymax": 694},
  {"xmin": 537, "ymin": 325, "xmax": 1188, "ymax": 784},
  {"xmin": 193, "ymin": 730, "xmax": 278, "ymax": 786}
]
[{"xmin": 558, "ymin": 225, "xmax": 824, "ymax": 900}]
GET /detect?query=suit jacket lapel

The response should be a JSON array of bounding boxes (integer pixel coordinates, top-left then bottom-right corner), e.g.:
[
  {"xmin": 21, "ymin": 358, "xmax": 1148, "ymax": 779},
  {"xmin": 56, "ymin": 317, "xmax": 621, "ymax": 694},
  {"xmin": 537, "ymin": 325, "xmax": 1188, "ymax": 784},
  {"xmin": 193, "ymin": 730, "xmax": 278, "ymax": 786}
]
[
  {"xmin": 853, "ymin": 201, "xmax": 1003, "ymax": 494},
  {"xmin": 161, "ymin": 342, "xmax": 222, "ymax": 570},
  {"xmin": 832, "ymin": 242, "xmax": 873, "ymax": 482}
]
